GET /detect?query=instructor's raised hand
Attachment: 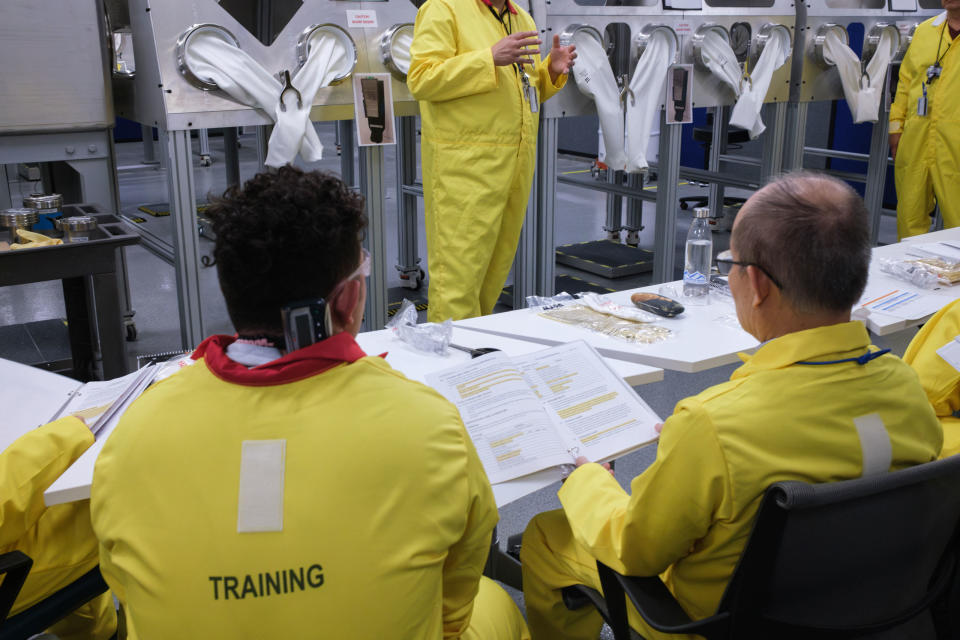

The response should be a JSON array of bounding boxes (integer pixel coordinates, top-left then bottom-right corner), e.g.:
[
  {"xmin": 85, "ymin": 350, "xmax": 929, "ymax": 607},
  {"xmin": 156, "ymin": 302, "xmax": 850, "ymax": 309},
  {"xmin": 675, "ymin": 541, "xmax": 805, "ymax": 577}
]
[{"xmin": 492, "ymin": 31, "xmax": 541, "ymax": 67}]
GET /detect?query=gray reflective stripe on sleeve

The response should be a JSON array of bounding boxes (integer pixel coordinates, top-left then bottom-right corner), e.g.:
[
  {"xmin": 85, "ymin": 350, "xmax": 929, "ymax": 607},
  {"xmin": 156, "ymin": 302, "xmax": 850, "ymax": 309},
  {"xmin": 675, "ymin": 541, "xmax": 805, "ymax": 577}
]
[
  {"xmin": 853, "ymin": 414, "xmax": 892, "ymax": 477},
  {"xmin": 237, "ymin": 440, "xmax": 286, "ymax": 533}
]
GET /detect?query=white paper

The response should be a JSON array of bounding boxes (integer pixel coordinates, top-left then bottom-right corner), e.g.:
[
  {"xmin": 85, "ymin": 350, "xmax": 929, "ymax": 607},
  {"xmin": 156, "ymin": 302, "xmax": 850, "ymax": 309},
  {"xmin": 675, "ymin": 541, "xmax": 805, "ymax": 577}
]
[
  {"xmin": 909, "ymin": 242, "xmax": 960, "ymax": 264},
  {"xmin": 857, "ymin": 288, "xmax": 944, "ymax": 320},
  {"xmin": 52, "ymin": 368, "xmax": 150, "ymax": 426},
  {"xmin": 512, "ymin": 342, "xmax": 661, "ymax": 461},
  {"xmin": 936, "ymin": 337, "xmax": 960, "ymax": 373},
  {"xmin": 425, "ymin": 341, "xmax": 661, "ymax": 484},
  {"xmin": 426, "ymin": 352, "xmax": 572, "ymax": 484},
  {"xmin": 45, "ymin": 365, "xmax": 159, "ymax": 506}
]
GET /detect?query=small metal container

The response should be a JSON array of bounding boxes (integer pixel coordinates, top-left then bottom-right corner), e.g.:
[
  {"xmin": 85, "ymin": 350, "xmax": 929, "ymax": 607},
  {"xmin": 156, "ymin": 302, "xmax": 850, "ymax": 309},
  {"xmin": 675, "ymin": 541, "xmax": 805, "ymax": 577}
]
[
  {"xmin": 22, "ymin": 193, "xmax": 63, "ymax": 230},
  {"xmin": 0, "ymin": 208, "xmax": 39, "ymax": 243},
  {"xmin": 54, "ymin": 215, "xmax": 98, "ymax": 242}
]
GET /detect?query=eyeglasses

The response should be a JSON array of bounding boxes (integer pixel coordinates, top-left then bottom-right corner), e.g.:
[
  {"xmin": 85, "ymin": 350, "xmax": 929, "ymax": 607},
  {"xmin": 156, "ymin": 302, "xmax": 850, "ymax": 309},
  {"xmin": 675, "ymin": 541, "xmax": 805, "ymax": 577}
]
[
  {"xmin": 328, "ymin": 248, "xmax": 371, "ymax": 300},
  {"xmin": 715, "ymin": 250, "xmax": 783, "ymax": 290},
  {"xmin": 350, "ymin": 248, "xmax": 371, "ymax": 280}
]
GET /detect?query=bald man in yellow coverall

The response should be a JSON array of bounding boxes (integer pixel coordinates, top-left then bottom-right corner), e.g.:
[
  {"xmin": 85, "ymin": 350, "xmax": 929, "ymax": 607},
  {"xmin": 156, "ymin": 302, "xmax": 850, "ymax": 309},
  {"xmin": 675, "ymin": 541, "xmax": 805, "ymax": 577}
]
[
  {"xmin": 409, "ymin": 0, "xmax": 576, "ymax": 321},
  {"xmin": 520, "ymin": 173, "xmax": 942, "ymax": 640},
  {"xmin": 890, "ymin": 1, "xmax": 960, "ymax": 239},
  {"xmin": 1, "ymin": 416, "xmax": 116, "ymax": 639}
]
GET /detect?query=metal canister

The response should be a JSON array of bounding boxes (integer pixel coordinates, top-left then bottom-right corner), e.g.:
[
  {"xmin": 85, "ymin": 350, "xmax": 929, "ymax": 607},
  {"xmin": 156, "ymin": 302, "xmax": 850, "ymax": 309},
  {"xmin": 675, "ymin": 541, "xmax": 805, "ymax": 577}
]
[
  {"xmin": 0, "ymin": 208, "xmax": 39, "ymax": 243},
  {"xmin": 54, "ymin": 215, "xmax": 98, "ymax": 242},
  {"xmin": 22, "ymin": 193, "xmax": 63, "ymax": 230}
]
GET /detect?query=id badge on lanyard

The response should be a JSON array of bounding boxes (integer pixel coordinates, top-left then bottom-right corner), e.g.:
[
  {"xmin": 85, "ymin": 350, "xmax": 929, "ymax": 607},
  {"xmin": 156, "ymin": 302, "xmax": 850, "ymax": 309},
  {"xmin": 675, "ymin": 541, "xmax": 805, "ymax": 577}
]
[
  {"xmin": 521, "ymin": 70, "xmax": 539, "ymax": 113},
  {"xmin": 918, "ymin": 82, "xmax": 929, "ymax": 116}
]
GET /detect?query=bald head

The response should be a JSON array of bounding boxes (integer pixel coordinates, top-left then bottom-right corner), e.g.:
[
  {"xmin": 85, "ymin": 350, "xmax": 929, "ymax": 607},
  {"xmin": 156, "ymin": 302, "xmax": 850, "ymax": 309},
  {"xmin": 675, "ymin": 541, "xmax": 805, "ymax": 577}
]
[{"xmin": 732, "ymin": 172, "xmax": 871, "ymax": 314}]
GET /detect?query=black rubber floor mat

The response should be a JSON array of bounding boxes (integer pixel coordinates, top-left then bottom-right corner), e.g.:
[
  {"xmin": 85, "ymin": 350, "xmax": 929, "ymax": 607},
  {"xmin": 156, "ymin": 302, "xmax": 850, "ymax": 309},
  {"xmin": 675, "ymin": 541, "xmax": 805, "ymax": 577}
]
[{"xmin": 555, "ymin": 240, "xmax": 654, "ymax": 278}]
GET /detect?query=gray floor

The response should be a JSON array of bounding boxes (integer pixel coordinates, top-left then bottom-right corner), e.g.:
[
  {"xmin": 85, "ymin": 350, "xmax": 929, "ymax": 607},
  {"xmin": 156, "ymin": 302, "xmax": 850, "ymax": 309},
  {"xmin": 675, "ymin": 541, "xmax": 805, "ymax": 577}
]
[{"xmin": 1, "ymin": 121, "xmax": 912, "ymax": 635}]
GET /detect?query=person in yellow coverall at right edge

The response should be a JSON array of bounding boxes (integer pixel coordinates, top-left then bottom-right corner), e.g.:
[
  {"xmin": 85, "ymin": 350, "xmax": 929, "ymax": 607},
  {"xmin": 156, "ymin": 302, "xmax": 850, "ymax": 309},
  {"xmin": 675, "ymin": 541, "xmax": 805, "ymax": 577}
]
[
  {"xmin": 0, "ymin": 416, "xmax": 116, "ymax": 639},
  {"xmin": 408, "ymin": 0, "xmax": 576, "ymax": 321},
  {"xmin": 520, "ymin": 172, "xmax": 943, "ymax": 640},
  {"xmin": 890, "ymin": 0, "xmax": 960, "ymax": 239},
  {"xmin": 903, "ymin": 297, "xmax": 960, "ymax": 458}
]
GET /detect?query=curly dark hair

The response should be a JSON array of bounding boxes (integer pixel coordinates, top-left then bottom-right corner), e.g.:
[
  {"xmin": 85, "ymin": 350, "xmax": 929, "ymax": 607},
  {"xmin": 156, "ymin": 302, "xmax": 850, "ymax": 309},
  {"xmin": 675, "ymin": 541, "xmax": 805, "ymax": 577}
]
[{"xmin": 205, "ymin": 166, "xmax": 367, "ymax": 334}]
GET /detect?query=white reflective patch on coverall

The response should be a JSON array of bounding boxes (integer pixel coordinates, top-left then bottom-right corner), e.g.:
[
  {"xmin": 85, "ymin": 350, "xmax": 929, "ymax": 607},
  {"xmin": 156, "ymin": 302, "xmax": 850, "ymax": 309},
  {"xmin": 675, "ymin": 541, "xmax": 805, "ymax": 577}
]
[
  {"xmin": 853, "ymin": 414, "xmax": 892, "ymax": 476},
  {"xmin": 237, "ymin": 440, "xmax": 286, "ymax": 532}
]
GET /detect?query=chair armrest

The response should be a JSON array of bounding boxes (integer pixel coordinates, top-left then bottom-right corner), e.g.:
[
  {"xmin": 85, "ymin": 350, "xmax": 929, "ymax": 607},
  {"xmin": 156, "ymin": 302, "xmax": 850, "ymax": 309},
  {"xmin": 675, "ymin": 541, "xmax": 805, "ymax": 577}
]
[{"xmin": 598, "ymin": 562, "xmax": 730, "ymax": 639}]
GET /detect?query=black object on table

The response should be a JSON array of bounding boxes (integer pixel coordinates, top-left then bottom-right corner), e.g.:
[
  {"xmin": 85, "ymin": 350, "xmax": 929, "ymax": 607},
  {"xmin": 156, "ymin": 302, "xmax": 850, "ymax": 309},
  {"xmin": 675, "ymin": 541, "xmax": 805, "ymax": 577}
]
[{"xmin": 0, "ymin": 208, "xmax": 139, "ymax": 381}]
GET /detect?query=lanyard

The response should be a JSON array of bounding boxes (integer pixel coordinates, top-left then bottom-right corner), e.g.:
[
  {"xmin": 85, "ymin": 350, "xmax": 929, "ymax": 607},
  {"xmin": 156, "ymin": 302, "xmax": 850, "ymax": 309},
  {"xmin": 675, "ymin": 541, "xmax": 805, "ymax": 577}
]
[
  {"xmin": 487, "ymin": 4, "xmax": 519, "ymax": 76},
  {"xmin": 795, "ymin": 348, "xmax": 890, "ymax": 366},
  {"xmin": 934, "ymin": 21, "xmax": 950, "ymax": 69}
]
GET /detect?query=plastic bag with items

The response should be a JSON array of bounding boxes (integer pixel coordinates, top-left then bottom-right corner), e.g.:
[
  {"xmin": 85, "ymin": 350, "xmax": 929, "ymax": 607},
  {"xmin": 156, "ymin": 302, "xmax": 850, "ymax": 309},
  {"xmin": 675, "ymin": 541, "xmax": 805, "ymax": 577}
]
[
  {"xmin": 877, "ymin": 258, "xmax": 941, "ymax": 289},
  {"xmin": 385, "ymin": 299, "xmax": 452, "ymax": 355},
  {"xmin": 527, "ymin": 292, "xmax": 673, "ymax": 344}
]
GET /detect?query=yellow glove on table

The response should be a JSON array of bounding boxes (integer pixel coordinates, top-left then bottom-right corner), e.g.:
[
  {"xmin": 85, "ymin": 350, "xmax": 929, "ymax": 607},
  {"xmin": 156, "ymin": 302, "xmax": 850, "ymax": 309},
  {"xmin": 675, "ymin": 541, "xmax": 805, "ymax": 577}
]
[{"xmin": 10, "ymin": 228, "xmax": 63, "ymax": 250}]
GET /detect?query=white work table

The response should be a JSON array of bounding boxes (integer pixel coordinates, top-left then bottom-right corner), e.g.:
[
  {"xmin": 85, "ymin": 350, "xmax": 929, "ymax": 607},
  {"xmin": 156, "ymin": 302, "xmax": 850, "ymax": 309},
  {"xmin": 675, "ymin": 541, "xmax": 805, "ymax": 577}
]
[
  {"xmin": 26, "ymin": 329, "xmax": 662, "ymax": 510},
  {"xmin": 456, "ymin": 285, "xmax": 759, "ymax": 373},
  {"xmin": 859, "ymin": 228, "xmax": 960, "ymax": 336},
  {"xmin": 355, "ymin": 326, "xmax": 663, "ymax": 388},
  {"xmin": 355, "ymin": 327, "xmax": 663, "ymax": 507},
  {"xmin": 0, "ymin": 358, "xmax": 79, "ymax": 453}
]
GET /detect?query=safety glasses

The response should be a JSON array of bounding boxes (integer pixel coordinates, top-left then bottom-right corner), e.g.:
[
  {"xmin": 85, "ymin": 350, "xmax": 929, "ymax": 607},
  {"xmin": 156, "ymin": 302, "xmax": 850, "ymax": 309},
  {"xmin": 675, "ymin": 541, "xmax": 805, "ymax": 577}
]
[
  {"xmin": 715, "ymin": 249, "xmax": 783, "ymax": 290},
  {"xmin": 328, "ymin": 248, "xmax": 371, "ymax": 300}
]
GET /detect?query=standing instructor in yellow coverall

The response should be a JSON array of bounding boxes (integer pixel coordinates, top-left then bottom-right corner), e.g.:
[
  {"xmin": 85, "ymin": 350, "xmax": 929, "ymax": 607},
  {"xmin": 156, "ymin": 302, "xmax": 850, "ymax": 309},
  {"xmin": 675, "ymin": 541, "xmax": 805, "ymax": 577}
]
[
  {"xmin": 890, "ymin": 0, "xmax": 960, "ymax": 239},
  {"xmin": 408, "ymin": 0, "xmax": 576, "ymax": 321}
]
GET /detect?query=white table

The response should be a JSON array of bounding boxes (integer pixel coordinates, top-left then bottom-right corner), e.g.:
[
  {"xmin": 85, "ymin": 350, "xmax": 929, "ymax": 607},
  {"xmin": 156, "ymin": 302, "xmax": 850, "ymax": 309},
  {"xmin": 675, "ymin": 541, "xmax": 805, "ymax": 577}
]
[
  {"xmin": 356, "ymin": 327, "xmax": 663, "ymax": 507},
  {"xmin": 859, "ymin": 228, "xmax": 960, "ymax": 336},
  {"xmin": 356, "ymin": 326, "xmax": 663, "ymax": 387},
  {"xmin": 0, "ymin": 358, "xmax": 79, "ymax": 452},
  {"xmin": 456, "ymin": 285, "xmax": 759, "ymax": 373},
  {"xmin": 29, "ymin": 328, "xmax": 663, "ymax": 509}
]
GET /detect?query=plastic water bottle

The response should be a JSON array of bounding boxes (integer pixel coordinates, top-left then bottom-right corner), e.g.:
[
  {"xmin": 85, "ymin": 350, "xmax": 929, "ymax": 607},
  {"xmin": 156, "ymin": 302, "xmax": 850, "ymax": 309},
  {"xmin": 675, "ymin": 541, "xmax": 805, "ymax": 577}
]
[{"xmin": 683, "ymin": 207, "xmax": 712, "ymax": 298}]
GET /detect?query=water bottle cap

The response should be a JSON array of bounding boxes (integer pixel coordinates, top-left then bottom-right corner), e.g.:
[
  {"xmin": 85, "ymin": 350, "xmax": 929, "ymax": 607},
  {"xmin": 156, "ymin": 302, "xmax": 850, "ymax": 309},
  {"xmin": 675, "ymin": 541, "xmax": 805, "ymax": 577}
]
[{"xmin": 693, "ymin": 207, "xmax": 710, "ymax": 219}]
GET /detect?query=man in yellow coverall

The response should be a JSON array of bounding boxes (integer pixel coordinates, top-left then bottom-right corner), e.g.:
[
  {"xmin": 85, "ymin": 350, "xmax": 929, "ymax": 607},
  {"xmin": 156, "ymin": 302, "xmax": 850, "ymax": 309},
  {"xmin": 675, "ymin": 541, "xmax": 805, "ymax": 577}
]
[
  {"xmin": 408, "ymin": 0, "xmax": 576, "ymax": 321},
  {"xmin": 890, "ymin": 0, "xmax": 960, "ymax": 239},
  {"xmin": 1, "ymin": 416, "xmax": 116, "ymax": 639},
  {"xmin": 90, "ymin": 167, "xmax": 528, "ymax": 639},
  {"xmin": 903, "ymin": 298, "xmax": 960, "ymax": 458},
  {"xmin": 520, "ymin": 172, "xmax": 943, "ymax": 640}
]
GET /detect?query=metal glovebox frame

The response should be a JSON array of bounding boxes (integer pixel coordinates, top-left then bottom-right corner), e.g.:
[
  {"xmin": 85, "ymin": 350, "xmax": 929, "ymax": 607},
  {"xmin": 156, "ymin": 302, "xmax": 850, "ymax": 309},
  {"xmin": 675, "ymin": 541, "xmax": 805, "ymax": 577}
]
[
  {"xmin": 0, "ymin": 0, "xmax": 113, "ymax": 133},
  {"xmin": 530, "ymin": 0, "xmax": 795, "ymax": 118},
  {"xmin": 114, "ymin": 0, "xmax": 421, "ymax": 131},
  {"xmin": 793, "ymin": 0, "xmax": 940, "ymax": 103}
]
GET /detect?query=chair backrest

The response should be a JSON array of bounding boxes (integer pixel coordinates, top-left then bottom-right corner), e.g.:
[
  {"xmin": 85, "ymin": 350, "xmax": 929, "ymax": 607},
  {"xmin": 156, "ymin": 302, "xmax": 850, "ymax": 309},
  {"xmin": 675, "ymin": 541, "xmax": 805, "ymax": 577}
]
[
  {"xmin": 0, "ymin": 566, "xmax": 108, "ymax": 640},
  {"xmin": 0, "ymin": 552, "xmax": 32, "ymax": 626},
  {"xmin": 719, "ymin": 454, "xmax": 960, "ymax": 638}
]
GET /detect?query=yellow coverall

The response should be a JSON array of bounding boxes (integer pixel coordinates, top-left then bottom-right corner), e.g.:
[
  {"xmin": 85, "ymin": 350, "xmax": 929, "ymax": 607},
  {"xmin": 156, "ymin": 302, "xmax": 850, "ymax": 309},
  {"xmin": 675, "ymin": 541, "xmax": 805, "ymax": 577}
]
[
  {"xmin": 408, "ymin": 0, "xmax": 566, "ymax": 321},
  {"xmin": 91, "ymin": 333, "xmax": 528, "ymax": 639},
  {"xmin": 1, "ymin": 416, "xmax": 116, "ymax": 639},
  {"xmin": 521, "ymin": 322, "xmax": 942, "ymax": 640},
  {"xmin": 904, "ymin": 297, "xmax": 960, "ymax": 458},
  {"xmin": 891, "ymin": 13, "xmax": 960, "ymax": 239}
]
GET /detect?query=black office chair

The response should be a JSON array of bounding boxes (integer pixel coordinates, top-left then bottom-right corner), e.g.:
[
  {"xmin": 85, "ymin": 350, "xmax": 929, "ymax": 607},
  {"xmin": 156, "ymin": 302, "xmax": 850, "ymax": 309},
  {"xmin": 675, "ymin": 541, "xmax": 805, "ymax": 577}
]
[
  {"xmin": 679, "ymin": 112, "xmax": 750, "ymax": 213},
  {"xmin": 562, "ymin": 454, "xmax": 960, "ymax": 640},
  {"xmin": 0, "ymin": 550, "xmax": 111, "ymax": 640}
]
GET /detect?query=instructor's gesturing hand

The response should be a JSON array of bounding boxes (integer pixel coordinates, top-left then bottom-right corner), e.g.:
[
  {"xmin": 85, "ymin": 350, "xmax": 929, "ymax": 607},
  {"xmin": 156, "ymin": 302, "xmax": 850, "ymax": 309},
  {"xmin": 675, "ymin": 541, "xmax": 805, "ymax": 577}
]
[
  {"xmin": 492, "ymin": 31, "xmax": 541, "ymax": 67},
  {"xmin": 547, "ymin": 34, "xmax": 577, "ymax": 83}
]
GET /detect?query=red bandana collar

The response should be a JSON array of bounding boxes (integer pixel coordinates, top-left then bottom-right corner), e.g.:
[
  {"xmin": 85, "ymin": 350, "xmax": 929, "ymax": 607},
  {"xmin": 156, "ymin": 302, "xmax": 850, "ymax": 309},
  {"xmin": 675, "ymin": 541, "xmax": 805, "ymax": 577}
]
[
  {"xmin": 479, "ymin": 0, "xmax": 518, "ymax": 15},
  {"xmin": 191, "ymin": 332, "xmax": 370, "ymax": 386}
]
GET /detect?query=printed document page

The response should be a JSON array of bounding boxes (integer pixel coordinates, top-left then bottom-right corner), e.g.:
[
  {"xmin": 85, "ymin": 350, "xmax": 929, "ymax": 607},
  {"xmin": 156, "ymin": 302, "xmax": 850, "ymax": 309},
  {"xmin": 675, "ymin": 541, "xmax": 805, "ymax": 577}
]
[
  {"xmin": 513, "ymin": 341, "xmax": 661, "ymax": 461},
  {"xmin": 426, "ymin": 353, "xmax": 574, "ymax": 484},
  {"xmin": 50, "ymin": 368, "xmax": 149, "ymax": 425}
]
